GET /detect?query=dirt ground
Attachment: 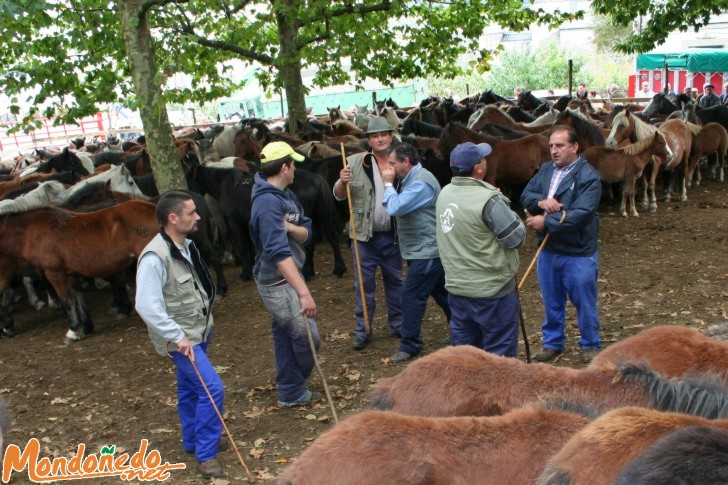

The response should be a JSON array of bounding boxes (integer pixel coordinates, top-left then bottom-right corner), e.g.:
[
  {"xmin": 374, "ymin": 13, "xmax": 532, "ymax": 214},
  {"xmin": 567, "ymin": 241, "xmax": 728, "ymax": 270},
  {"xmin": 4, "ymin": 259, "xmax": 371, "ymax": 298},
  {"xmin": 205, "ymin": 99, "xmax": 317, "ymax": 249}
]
[{"xmin": 1, "ymin": 178, "xmax": 727, "ymax": 484}]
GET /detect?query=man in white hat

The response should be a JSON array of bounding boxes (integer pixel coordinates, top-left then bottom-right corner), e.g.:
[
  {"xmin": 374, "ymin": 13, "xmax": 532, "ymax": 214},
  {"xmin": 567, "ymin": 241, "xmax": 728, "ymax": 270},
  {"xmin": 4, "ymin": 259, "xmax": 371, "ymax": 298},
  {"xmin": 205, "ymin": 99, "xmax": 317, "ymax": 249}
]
[{"xmin": 333, "ymin": 117, "xmax": 403, "ymax": 350}]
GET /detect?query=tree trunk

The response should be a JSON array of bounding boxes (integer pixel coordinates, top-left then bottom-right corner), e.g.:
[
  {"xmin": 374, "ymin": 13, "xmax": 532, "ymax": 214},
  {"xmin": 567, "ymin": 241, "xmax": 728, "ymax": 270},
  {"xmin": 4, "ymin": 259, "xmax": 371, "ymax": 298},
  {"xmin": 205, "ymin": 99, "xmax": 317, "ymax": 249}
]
[
  {"xmin": 118, "ymin": 0, "xmax": 186, "ymax": 192},
  {"xmin": 276, "ymin": 2, "xmax": 307, "ymax": 135}
]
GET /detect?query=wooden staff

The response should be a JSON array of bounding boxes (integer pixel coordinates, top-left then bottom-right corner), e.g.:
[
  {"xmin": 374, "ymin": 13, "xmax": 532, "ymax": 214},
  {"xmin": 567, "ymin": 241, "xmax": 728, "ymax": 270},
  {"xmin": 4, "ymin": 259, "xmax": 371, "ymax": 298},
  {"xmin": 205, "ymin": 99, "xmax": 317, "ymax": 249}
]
[
  {"xmin": 303, "ymin": 315, "xmax": 339, "ymax": 423},
  {"xmin": 518, "ymin": 210, "xmax": 566, "ymax": 291},
  {"xmin": 340, "ymin": 143, "xmax": 371, "ymax": 334},
  {"xmin": 166, "ymin": 345, "xmax": 255, "ymax": 482}
]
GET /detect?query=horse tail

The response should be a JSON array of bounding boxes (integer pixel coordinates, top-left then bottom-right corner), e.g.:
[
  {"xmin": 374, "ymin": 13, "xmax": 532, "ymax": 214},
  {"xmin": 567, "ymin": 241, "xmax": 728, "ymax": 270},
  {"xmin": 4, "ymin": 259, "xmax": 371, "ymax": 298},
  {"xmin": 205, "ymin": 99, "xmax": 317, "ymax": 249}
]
[
  {"xmin": 704, "ymin": 321, "xmax": 728, "ymax": 341},
  {"xmin": 617, "ymin": 362, "xmax": 728, "ymax": 418},
  {"xmin": 367, "ymin": 377, "xmax": 394, "ymax": 410},
  {"xmin": 536, "ymin": 464, "xmax": 573, "ymax": 485}
]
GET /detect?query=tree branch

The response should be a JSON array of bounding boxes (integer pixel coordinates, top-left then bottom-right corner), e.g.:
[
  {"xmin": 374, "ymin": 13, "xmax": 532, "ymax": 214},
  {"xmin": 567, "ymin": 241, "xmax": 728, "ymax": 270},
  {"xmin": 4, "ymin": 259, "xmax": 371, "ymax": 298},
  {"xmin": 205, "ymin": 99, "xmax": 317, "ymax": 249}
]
[
  {"xmin": 139, "ymin": 0, "xmax": 188, "ymax": 21},
  {"xmin": 171, "ymin": 27, "xmax": 274, "ymax": 64},
  {"xmin": 327, "ymin": 0, "xmax": 392, "ymax": 19},
  {"xmin": 228, "ymin": 0, "xmax": 254, "ymax": 16}
]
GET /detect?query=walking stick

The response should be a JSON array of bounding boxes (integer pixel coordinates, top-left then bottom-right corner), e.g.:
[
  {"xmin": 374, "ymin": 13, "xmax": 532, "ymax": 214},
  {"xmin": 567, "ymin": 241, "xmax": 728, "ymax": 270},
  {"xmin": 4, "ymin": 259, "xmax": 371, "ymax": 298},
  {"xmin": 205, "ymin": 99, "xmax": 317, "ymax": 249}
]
[
  {"xmin": 518, "ymin": 210, "xmax": 565, "ymax": 292},
  {"xmin": 167, "ymin": 346, "xmax": 255, "ymax": 482},
  {"xmin": 513, "ymin": 277, "xmax": 532, "ymax": 363},
  {"xmin": 340, "ymin": 143, "xmax": 371, "ymax": 334},
  {"xmin": 303, "ymin": 315, "xmax": 339, "ymax": 423}
]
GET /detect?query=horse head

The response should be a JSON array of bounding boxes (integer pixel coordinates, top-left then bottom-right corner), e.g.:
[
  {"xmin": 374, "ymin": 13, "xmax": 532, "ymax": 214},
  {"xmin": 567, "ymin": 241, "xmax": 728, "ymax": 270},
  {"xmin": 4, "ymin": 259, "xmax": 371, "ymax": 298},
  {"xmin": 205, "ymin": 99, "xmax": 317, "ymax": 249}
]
[{"xmin": 642, "ymin": 93, "xmax": 679, "ymax": 119}]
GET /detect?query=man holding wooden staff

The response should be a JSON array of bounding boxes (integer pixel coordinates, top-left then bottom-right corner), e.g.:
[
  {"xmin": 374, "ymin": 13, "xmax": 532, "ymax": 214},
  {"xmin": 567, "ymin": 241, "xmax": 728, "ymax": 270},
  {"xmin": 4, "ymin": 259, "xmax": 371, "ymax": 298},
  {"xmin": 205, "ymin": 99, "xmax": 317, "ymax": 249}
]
[
  {"xmin": 520, "ymin": 125, "xmax": 602, "ymax": 364},
  {"xmin": 333, "ymin": 117, "xmax": 403, "ymax": 350}
]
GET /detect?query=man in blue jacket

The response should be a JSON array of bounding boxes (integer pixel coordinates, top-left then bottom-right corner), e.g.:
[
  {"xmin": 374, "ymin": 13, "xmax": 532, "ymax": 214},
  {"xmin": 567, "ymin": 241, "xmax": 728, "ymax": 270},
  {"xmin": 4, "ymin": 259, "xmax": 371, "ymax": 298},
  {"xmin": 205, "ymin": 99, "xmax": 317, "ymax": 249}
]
[
  {"xmin": 520, "ymin": 125, "xmax": 602, "ymax": 363},
  {"xmin": 250, "ymin": 142, "xmax": 321, "ymax": 407}
]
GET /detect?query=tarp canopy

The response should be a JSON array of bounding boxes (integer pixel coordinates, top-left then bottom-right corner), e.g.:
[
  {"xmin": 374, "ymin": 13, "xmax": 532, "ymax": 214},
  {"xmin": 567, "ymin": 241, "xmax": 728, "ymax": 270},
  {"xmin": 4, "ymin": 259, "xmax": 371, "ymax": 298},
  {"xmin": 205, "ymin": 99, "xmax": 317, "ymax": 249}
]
[{"xmin": 637, "ymin": 50, "xmax": 728, "ymax": 72}]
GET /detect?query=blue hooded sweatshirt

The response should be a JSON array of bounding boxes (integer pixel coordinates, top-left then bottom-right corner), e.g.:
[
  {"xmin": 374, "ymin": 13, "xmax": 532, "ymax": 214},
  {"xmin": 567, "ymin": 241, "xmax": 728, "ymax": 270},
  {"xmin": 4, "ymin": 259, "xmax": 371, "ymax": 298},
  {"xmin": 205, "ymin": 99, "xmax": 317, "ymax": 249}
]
[{"xmin": 250, "ymin": 172, "xmax": 312, "ymax": 285}]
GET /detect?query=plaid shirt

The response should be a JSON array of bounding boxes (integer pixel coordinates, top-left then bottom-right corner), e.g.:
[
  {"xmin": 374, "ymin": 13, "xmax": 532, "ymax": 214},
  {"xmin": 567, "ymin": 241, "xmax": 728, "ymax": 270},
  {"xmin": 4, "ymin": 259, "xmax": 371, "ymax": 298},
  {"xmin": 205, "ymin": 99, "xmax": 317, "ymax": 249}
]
[{"xmin": 547, "ymin": 162, "xmax": 577, "ymax": 199}]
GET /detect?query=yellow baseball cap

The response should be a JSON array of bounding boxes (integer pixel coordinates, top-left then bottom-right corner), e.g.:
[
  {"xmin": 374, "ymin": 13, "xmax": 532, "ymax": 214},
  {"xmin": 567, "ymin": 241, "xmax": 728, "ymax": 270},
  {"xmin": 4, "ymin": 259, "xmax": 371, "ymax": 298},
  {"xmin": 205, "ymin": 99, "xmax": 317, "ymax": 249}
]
[{"xmin": 259, "ymin": 141, "xmax": 305, "ymax": 163}]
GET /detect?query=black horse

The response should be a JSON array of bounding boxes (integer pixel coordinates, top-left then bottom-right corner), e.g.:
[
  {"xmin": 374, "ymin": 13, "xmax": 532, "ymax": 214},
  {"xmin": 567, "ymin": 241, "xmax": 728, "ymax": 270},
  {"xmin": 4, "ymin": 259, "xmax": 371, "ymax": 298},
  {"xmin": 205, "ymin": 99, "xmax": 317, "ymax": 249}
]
[
  {"xmin": 675, "ymin": 94, "xmax": 728, "ymax": 131},
  {"xmin": 641, "ymin": 92, "xmax": 680, "ymax": 119},
  {"xmin": 35, "ymin": 148, "xmax": 90, "ymax": 176}
]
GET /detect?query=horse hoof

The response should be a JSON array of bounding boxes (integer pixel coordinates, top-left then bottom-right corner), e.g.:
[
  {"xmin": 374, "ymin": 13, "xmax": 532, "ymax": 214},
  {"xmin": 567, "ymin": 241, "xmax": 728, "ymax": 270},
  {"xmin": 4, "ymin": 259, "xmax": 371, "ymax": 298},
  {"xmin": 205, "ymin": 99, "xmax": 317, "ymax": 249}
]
[
  {"xmin": 64, "ymin": 329, "xmax": 84, "ymax": 343},
  {"xmin": 33, "ymin": 301, "xmax": 46, "ymax": 311}
]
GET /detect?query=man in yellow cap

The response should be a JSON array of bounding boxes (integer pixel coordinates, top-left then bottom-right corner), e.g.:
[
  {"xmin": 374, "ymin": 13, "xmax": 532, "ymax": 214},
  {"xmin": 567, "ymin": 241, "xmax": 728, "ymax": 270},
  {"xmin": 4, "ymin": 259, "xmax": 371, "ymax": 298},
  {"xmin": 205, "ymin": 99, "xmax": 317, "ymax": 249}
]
[{"xmin": 250, "ymin": 141, "xmax": 321, "ymax": 407}]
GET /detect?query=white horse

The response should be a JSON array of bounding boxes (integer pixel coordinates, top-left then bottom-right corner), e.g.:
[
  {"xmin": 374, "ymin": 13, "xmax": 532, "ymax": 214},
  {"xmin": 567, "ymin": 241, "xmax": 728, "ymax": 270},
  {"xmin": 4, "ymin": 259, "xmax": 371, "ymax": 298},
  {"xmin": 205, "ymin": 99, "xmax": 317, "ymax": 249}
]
[{"xmin": 64, "ymin": 164, "xmax": 144, "ymax": 198}]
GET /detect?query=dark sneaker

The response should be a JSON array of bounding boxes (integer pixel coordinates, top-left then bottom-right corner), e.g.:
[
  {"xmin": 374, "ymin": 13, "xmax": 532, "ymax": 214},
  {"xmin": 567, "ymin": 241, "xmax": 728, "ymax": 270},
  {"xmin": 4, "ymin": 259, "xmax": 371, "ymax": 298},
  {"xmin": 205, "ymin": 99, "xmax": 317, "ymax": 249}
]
[
  {"xmin": 388, "ymin": 350, "xmax": 413, "ymax": 363},
  {"xmin": 185, "ymin": 436, "xmax": 229, "ymax": 455},
  {"xmin": 535, "ymin": 348, "xmax": 563, "ymax": 362},
  {"xmin": 581, "ymin": 349, "xmax": 600, "ymax": 363},
  {"xmin": 351, "ymin": 334, "xmax": 370, "ymax": 350},
  {"xmin": 197, "ymin": 458, "xmax": 223, "ymax": 478},
  {"xmin": 278, "ymin": 389, "xmax": 322, "ymax": 408}
]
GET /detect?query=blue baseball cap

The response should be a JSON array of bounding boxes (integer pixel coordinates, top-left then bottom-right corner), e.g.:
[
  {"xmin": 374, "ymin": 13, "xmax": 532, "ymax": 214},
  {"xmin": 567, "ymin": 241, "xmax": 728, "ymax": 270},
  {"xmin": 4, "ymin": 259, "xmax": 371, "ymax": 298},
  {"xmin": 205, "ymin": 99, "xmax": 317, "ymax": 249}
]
[{"xmin": 449, "ymin": 142, "xmax": 492, "ymax": 175}]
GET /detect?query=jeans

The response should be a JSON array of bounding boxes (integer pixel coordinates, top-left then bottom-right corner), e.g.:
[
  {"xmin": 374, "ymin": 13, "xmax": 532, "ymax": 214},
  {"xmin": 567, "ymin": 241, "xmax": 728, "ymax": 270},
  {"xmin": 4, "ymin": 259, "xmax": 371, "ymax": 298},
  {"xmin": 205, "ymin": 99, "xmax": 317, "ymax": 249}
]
[
  {"xmin": 448, "ymin": 290, "xmax": 519, "ymax": 357},
  {"xmin": 170, "ymin": 339, "xmax": 224, "ymax": 462},
  {"xmin": 537, "ymin": 250, "xmax": 601, "ymax": 351},
  {"xmin": 352, "ymin": 231, "xmax": 403, "ymax": 338},
  {"xmin": 256, "ymin": 282, "xmax": 320, "ymax": 402},
  {"xmin": 398, "ymin": 258, "xmax": 451, "ymax": 355}
]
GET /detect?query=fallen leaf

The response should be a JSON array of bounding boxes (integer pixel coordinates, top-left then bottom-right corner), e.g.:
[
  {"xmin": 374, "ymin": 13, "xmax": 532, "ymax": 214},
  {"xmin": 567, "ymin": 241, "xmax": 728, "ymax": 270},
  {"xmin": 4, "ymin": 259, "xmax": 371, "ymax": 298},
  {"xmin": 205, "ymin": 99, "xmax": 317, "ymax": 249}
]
[
  {"xmin": 317, "ymin": 416, "xmax": 329, "ymax": 423},
  {"xmin": 275, "ymin": 457, "xmax": 289, "ymax": 464},
  {"xmin": 210, "ymin": 479, "xmax": 230, "ymax": 485},
  {"xmin": 150, "ymin": 428, "xmax": 176, "ymax": 434},
  {"xmin": 50, "ymin": 397, "xmax": 71, "ymax": 405},
  {"xmin": 304, "ymin": 414, "xmax": 316, "ymax": 420},
  {"xmin": 254, "ymin": 438, "xmax": 266, "ymax": 447},
  {"xmin": 244, "ymin": 408, "xmax": 264, "ymax": 419},
  {"xmin": 345, "ymin": 370, "xmax": 361, "ymax": 382},
  {"xmin": 381, "ymin": 358, "xmax": 393, "ymax": 367},
  {"xmin": 248, "ymin": 448, "xmax": 266, "ymax": 459}
]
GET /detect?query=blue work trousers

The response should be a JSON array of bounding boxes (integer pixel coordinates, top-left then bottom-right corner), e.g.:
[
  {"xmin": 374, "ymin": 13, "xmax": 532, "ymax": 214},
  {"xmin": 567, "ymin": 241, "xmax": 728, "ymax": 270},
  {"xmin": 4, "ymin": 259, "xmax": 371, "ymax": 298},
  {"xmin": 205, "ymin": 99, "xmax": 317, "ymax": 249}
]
[
  {"xmin": 398, "ymin": 257, "xmax": 451, "ymax": 356},
  {"xmin": 448, "ymin": 290, "xmax": 520, "ymax": 357},
  {"xmin": 352, "ymin": 231, "xmax": 403, "ymax": 338},
  {"xmin": 536, "ymin": 250, "xmax": 601, "ymax": 351},
  {"xmin": 170, "ymin": 339, "xmax": 224, "ymax": 463},
  {"xmin": 256, "ymin": 282, "xmax": 320, "ymax": 403}
]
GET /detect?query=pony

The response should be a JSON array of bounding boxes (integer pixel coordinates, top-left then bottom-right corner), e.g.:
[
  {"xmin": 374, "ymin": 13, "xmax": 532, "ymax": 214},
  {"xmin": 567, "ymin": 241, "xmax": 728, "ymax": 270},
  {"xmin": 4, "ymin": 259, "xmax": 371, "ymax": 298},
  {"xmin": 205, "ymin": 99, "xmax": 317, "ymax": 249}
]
[
  {"xmin": 327, "ymin": 106, "xmax": 345, "ymax": 123},
  {"xmin": 614, "ymin": 425, "xmax": 728, "ymax": 485},
  {"xmin": 516, "ymin": 90, "xmax": 550, "ymax": 112},
  {"xmin": 467, "ymin": 106, "xmax": 546, "ymax": 134},
  {"xmin": 439, "ymin": 123, "xmax": 550, "ymax": 188},
  {"xmin": 402, "ymin": 117, "xmax": 444, "ymax": 138},
  {"xmin": 278, "ymin": 403, "xmax": 593, "ymax": 485},
  {"xmin": 65, "ymin": 164, "xmax": 144, "ymax": 199},
  {"xmin": 505, "ymin": 106, "xmax": 536, "ymax": 123},
  {"xmin": 0, "ymin": 200, "xmax": 159, "ymax": 342},
  {"xmin": 606, "ymin": 110, "xmax": 698, "ymax": 209},
  {"xmin": 537, "ymin": 407, "xmax": 728, "ymax": 485},
  {"xmin": 368, "ymin": 345, "xmax": 728, "ymax": 418},
  {"xmin": 640, "ymin": 92, "xmax": 680, "ymax": 120},
  {"xmin": 581, "ymin": 131, "xmax": 673, "ymax": 217},
  {"xmin": 522, "ymin": 108, "xmax": 560, "ymax": 128},
  {"xmin": 589, "ymin": 324, "xmax": 728, "ymax": 385},
  {"xmin": 687, "ymin": 121, "xmax": 728, "ymax": 185},
  {"xmin": 0, "ymin": 181, "xmax": 69, "ymax": 215},
  {"xmin": 552, "ymin": 109, "xmax": 607, "ymax": 150},
  {"xmin": 211, "ymin": 125, "xmax": 242, "ymax": 159},
  {"xmin": 353, "ymin": 104, "xmax": 371, "ymax": 130},
  {"xmin": 476, "ymin": 89, "xmax": 516, "ymax": 107},
  {"xmin": 25, "ymin": 147, "xmax": 90, "ymax": 177},
  {"xmin": 381, "ymin": 106, "xmax": 402, "ymax": 130},
  {"xmin": 675, "ymin": 93, "xmax": 728, "ymax": 131}
]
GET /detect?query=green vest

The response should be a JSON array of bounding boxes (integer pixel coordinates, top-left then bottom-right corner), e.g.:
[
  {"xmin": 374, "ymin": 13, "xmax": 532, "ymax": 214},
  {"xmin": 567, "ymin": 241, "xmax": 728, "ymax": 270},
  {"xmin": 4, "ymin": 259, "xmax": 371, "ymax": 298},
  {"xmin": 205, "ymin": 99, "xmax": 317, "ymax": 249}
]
[
  {"xmin": 395, "ymin": 166, "xmax": 441, "ymax": 260},
  {"xmin": 140, "ymin": 234, "xmax": 213, "ymax": 356},
  {"xmin": 436, "ymin": 178, "xmax": 520, "ymax": 298},
  {"xmin": 345, "ymin": 151, "xmax": 377, "ymax": 241}
]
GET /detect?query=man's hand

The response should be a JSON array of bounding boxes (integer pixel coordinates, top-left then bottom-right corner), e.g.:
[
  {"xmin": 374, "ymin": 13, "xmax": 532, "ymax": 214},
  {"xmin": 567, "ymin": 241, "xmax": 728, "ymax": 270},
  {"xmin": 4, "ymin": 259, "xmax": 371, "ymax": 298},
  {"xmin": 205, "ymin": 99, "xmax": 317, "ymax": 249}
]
[
  {"xmin": 381, "ymin": 167, "xmax": 395, "ymax": 185},
  {"xmin": 526, "ymin": 214, "xmax": 546, "ymax": 232},
  {"xmin": 176, "ymin": 336, "xmax": 195, "ymax": 361},
  {"xmin": 339, "ymin": 167, "xmax": 352, "ymax": 185},
  {"xmin": 299, "ymin": 292, "xmax": 317, "ymax": 317},
  {"xmin": 537, "ymin": 197, "xmax": 564, "ymax": 214}
]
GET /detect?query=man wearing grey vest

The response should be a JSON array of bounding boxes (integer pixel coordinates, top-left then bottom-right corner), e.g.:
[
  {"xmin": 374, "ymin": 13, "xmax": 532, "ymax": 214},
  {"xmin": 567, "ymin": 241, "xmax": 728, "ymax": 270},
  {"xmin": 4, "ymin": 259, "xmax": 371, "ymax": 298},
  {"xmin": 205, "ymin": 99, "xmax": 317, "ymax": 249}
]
[
  {"xmin": 135, "ymin": 191, "xmax": 224, "ymax": 479},
  {"xmin": 382, "ymin": 142, "xmax": 451, "ymax": 362},
  {"xmin": 436, "ymin": 143, "xmax": 525, "ymax": 357}
]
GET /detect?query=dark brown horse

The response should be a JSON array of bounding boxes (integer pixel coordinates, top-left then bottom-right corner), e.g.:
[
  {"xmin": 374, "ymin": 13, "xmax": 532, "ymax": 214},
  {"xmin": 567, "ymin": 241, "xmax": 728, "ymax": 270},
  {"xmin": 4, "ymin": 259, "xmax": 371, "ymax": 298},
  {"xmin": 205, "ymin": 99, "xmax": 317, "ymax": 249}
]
[
  {"xmin": 590, "ymin": 323, "xmax": 728, "ymax": 385},
  {"xmin": 582, "ymin": 131, "xmax": 673, "ymax": 217},
  {"xmin": 369, "ymin": 345, "xmax": 728, "ymax": 418},
  {"xmin": 538, "ymin": 407, "xmax": 728, "ymax": 485},
  {"xmin": 0, "ymin": 201, "xmax": 158, "ymax": 342},
  {"xmin": 279, "ymin": 404, "xmax": 592, "ymax": 485},
  {"xmin": 440, "ymin": 123, "xmax": 550, "ymax": 188},
  {"xmin": 687, "ymin": 121, "xmax": 728, "ymax": 185}
]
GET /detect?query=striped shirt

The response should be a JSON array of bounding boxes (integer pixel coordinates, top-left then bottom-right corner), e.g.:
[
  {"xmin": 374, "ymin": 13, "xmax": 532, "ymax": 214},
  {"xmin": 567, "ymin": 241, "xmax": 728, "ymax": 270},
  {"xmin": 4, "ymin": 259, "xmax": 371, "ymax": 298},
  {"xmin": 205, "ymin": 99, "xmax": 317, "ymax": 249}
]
[{"xmin": 547, "ymin": 162, "xmax": 577, "ymax": 198}]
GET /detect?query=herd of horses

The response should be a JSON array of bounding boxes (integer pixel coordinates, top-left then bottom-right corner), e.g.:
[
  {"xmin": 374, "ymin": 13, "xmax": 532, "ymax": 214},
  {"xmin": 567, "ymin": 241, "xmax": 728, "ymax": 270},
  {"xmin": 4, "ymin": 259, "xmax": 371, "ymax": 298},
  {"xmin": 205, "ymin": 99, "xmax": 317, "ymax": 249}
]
[{"xmin": 279, "ymin": 323, "xmax": 728, "ymax": 484}]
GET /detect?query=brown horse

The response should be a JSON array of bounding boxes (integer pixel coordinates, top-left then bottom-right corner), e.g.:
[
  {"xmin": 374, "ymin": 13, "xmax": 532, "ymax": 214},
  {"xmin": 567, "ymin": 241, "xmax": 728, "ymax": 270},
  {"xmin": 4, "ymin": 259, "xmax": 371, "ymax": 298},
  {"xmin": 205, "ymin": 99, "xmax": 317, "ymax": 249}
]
[
  {"xmin": 368, "ymin": 345, "xmax": 728, "ymax": 418},
  {"xmin": 606, "ymin": 110, "xmax": 699, "ymax": 208},
  {"xmin": 467, "ymin": 106, "xmax": 548, "ymax": 135},
  {"xmin": 279, "ymin": 404, "xmax": 592, "ymax": 485},
  {"xmin": 552, "ymin": 109, "xmax": 608, "ymax": 150},
  {"xmin": 537, "ymin": 407, "xmax": 728, "ymax": 485},
  {"xmin": 439, "ymin": 123, "xmax": 550, "ymax": 188},
  {"xmin": 590, "ymin": 324, "xmax": 728, "ymax": 385},
  {"xmin": 582, "ymin": 131, "xmax": 673, "ymax": 217},
  {"xmin": 0, "ymin": 200, "xmax": 158, "ymax": 342},
  {"xmin": 687, "ymin": 121, "xmax": 728, "ymax": 185}
]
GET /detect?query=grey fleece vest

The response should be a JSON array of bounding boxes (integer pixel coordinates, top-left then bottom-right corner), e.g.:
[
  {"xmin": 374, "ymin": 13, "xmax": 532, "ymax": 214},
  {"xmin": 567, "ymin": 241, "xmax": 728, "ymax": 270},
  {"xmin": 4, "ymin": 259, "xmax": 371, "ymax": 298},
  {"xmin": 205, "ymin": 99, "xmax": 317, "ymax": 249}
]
[
  {"xmin": 140, "ymin": 234, "xmax": 213, "ymax": 356},
  {"xmin": 395, "ymin": 166, "xmax": 441, "ymax": 260}
]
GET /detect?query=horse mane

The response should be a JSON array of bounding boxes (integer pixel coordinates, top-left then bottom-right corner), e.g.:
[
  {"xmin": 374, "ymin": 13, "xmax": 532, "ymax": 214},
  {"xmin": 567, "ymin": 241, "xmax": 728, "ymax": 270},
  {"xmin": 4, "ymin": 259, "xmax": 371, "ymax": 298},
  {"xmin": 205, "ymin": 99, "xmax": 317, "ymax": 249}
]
[
  {"xmin": 524, "ymin": 108, "xmax": 559, "ymax": 127},
  {"xmin": 402, "ymin": 117, "xmax": 444, "ymax": 138},
  {"xmin": 552, "ymin": 96, "xmax": 573, "ymax": 112},
  {"xmin": 483, "ymin": 105, "xmax": 517, "ymax": 124},
  {"xmin": 621, "ymin": 133, "xmax": 664, "ymax": 156},
  {"xmin": 617, "ymin": 362, "xmax": 728, "ymax": 419},
  {"xmin": 704, "ymin": 321, "xmax": 728, "ymax": 341},
  {"xmin": 685, "ymin": 121, "xmax": 703, "ymax": 136},
  {"xmin": 62, "ymin": 181, "xmax": 109, "ymax": 206},
  {"xmin": 539, "ymin": 398, "xmax": 603, "ymax": 420},
  {"xmin": 614, "ymin": 110, "xmax": 657, "ymax": 140},
  {"xmin": 212, "ymin": 125, "xmax": 242, "ymax": 159}
]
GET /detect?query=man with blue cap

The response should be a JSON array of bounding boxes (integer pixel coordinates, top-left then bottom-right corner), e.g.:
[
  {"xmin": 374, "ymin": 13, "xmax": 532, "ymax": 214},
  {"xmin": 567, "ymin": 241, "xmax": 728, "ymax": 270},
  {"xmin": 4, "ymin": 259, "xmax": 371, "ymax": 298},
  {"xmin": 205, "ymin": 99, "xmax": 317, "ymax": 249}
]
[{"xmin": 435, "ymin": 142, "xmax": 526, "ymax": 357}]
